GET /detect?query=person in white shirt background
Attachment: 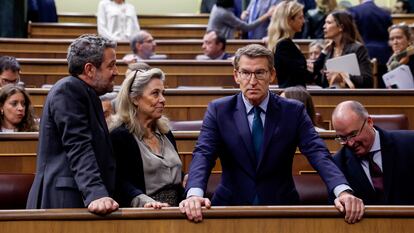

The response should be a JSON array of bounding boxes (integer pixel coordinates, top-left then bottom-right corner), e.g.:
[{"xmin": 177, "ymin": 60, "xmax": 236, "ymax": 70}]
[{"xmin": 97, "ymin": 0, "xmax": 140, "ymax": 41}]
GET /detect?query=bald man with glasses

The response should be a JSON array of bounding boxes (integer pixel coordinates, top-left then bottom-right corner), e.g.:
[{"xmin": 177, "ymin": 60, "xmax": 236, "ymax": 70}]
[{"xmin": 332, "ymin": 100, "xmax": 414, "ymax": 205}]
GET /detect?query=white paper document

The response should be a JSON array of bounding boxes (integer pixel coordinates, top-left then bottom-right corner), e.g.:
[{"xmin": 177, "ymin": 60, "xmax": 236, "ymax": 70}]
[
  {"xmin": 382, "ymin": 65, "xmax": 414, "ymax": 89},
  {"xmin": 326, "ymin": 53, "xmax": 361, "ymax": 76}
]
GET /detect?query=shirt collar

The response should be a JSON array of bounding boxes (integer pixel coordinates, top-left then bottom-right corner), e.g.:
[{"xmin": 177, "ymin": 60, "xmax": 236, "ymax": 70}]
[
  {"xmin": 370, "ymin": 128, "xmax": 381, "ymax": 152},
  {"xmin": 242, "ymin": 91, "xmax": 269, "ymax": 114}
]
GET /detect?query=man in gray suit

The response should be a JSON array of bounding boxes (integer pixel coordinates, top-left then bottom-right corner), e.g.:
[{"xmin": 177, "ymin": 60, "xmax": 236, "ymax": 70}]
[{"xmin": 26, "ymin": 34, "xmax": 119, "ymax": 215}]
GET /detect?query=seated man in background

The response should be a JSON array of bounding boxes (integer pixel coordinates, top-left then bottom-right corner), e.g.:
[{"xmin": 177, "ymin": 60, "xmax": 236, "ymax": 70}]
[
  {"xmin": 0, "ymin": 56, "xmax": 21, "ymax": 87},
  {"xmin": 331, "ymin": 100, "xmax": 414, "ymax": 204},
  {"xmin": 196, "ymin": 30, "xmax": 230, "ymax": 60},
  {"xmin": 122, "ymin": 30, "xmax": 166, "ymax": 64}
]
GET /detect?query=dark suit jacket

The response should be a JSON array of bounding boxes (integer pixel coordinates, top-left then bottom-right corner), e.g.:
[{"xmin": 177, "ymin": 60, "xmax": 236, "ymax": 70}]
[
  {"xmin": 314, "ymin": 42, "xmax": 373, "ymax": 88},
  {"xmin": 110, "ymin": 125, "xmax": 180, "ymax": 207},
  {"xmin": 186, "ymin": 92, "xmax": 348, "ymax": 205},
  {"xmin": 27, "ymin": 76, "xmax": 116, "ymax": 208},
  {"xmin": 333, "ymin": 127, "xmax": 414, "ymax": 205},
  {"xmin": 348, "ymin": 1, "xmax": 392, "ymax": 65},
  {"xmin": 274, "ymin": 38, "xmax": 313, "ymax": 88}
]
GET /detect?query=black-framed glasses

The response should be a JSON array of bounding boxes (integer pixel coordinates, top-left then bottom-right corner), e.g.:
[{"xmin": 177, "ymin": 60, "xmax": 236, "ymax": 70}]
[
  {"xmin": 335, "ymin": 119, "xmax": 367, "ymax": 145},
  {"xmin": 237, "ymin": 70, "xmax": 269, "ymax": 80}
]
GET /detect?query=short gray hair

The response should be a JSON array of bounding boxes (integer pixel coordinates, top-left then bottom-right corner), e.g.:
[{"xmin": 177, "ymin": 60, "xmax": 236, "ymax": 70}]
[
  {"xmin": 67, "ymin": 34, "xmax": 116, "ymax": 77},
  {"xmin": 130, "ymin": 30, "xmax": 150, "ymax": 54},
  {"xmin": 232, "ymin": 44, "xmax": 274, "ymax": 71},
  {"xmin": 110, "ymin": 68, "xmax": 169, "ymax": 136}
]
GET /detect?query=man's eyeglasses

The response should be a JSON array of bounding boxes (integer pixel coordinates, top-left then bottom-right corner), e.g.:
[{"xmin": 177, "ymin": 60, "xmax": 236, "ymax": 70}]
[
  {"xmin": 0, "ymin": 75, "xmax": 20, "ymax": 85},
  {"xmin": 237, "ymin": 70, "xmax": 269, "ymax": 80},
  {"xmin": 335, "ymin": 119, "xmax": 367, "ymax": 145}
]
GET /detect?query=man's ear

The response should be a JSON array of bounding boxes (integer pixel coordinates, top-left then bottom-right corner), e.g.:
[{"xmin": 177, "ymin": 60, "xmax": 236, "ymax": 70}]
[
  {"xmin": 233, "ymin": 69, "xmax": 240, "ymax": 84},
  {"xmin": 269, "ymin": 68, "xmax": 276, "ymax": 83},
  {"xmin": 84, "ymin": 63, "xmax": 96, "ymax": 79}
]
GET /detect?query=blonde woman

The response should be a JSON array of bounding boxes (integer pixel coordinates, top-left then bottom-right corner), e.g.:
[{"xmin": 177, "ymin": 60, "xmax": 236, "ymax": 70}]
[
  {"xmin": 268, "ymin": 0, "xmax": 314, "ymax": 88},
  {"xmin": 110, "ymin": 68, "xmax": 183, "ymax": 208}
]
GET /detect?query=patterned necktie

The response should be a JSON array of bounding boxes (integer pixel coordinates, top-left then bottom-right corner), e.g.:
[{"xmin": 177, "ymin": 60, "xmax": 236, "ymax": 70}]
[
  {"xmin": 363, "ymin": 151, "xmax": 384, "ymax": 198},
  {"xmin": 252, "ymin": 106, "xmax": 264, "ymax": 162}
]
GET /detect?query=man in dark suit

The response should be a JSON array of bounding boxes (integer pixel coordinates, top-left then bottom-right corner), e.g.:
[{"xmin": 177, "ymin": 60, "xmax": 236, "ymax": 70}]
[
  {"xmin": 179, "ymin": 44, "xmax": 364, "ymax": 223},
  {"xmin": 196, "ymin": 31, "xmax": 230, "ymax": 60},
  {"xmin": 332, "ymin": 100, "xmax": 414, "ymax": 205},
  {"xmin": 26, "ymin": 34, "xmax": 119, "ymax": 215},
  {"xmin": 348, "ymin": 0, "xmax": 392, "ymax": 87}
]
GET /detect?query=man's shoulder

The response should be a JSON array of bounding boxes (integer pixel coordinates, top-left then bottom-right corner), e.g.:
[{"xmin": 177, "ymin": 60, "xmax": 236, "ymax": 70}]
[{"xmin": 210, "ymin": 94, "xmax": 239, "ymax": 106}]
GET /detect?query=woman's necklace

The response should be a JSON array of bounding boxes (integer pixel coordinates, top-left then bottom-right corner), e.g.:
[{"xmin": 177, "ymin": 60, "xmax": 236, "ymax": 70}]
[{"xmin": 334, "ymin": 47, "xmax": 343, "ymax": 57}]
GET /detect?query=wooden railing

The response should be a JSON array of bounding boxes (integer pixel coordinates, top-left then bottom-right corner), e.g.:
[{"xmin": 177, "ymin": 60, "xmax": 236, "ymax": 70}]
[
  {"xmin": 1, "ymin": 206, "xmax": 413, "ymax": 233},
  {"xmin": 28, "ymin": 22, "xmax": 209, "ymax": 39}
]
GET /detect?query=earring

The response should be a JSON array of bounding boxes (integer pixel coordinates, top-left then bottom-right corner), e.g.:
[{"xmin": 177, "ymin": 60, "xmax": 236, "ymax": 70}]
[{"xmin": 0, "ymin": 109, "xmax": 3, "ymax": 115}]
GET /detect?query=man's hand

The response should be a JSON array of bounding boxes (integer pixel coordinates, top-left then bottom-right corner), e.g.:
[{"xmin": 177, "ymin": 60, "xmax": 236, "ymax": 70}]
[
  {"xmin": 179, "ymin": 196, "xmax": 211, "ymax": 222},
  {"xmin": 87, "ymin": 197, "xmax": 119, "ymax": 215},
  {"xmin": 334, "ymin": 191, "xmax": 365, "ymax": 224}
]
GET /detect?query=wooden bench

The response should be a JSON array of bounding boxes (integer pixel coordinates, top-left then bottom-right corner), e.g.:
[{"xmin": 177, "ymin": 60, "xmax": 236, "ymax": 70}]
[
  {"xmin": 0, "ymin": 38, "xmax": 313, "ymax": 59},
  {"xmin": 58, "ymin": 13, "xmax": 210, "ymax": 25},
  {"xmin": 0, "ymin": 131, "xmax": 340, "ymax": 175},
  {"xmin": 28, "ymin": 22, "xmax": 209, "ymax": 39},
  {"xmin": 17, "ymin": 59, "xmax": 239, "ymax": 88},
  {"xmin": 392, "ymin": 13, "xmax": 414, "ymax": 25},
  {"xmin": 25, "ymin": 88, "xmax": 414, "ymax": 130}
]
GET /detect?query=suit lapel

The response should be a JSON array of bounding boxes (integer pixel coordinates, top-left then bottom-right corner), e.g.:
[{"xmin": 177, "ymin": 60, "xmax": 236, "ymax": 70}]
[
  {"xmin": 346, "ymin": 151, "xmax": 376, "ymax": 193},
  {"xmin": 233, "ymin": 94, "xmax": 257, "ymax": 170},
  {"xmin": 257, "ymin": 93, "xmax": 279, "ymax": 170}
]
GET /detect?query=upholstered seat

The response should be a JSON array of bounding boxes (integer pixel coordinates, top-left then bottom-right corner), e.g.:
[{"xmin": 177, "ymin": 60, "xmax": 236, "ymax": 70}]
[
  {"xmin": 371, "ymin": 114, "xmax": 409, "ymax": 130},
  {"xmin": 170, "ymin": 120, "xmax": 203, "ymax": 131},
  {"xmin": 0, "ymin": 173, "xmax": 34, "ymax": 209}
]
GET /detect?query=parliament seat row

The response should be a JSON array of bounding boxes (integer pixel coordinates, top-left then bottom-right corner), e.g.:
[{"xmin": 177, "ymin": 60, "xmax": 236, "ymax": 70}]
[
  {"xmin": 58, "ymin": 13, "xmax": 210, "ymax": 25},
  {"xmin": 28, "ymin": 22, "xmax": 209, "ymax": 39},
  {"xmin": 0, "ymin": 172, "xmax": 326, "ymax": 209},
  {"xmin": 56, "ymin": 13, "xmax": 414, "ymax": 26},
  {"xmin": 0, "ymin": 38, "xmax": 312, "ymax": 60},
  {"xmin": 25, "ymin": 88, "xmax": 414, "ymax": 130}
]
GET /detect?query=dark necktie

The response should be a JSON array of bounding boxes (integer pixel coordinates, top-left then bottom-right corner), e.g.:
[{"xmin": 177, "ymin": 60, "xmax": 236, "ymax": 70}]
[
  {"xmin": 252, "ymin": 106, "xmax": 264, "ymax": 161},
  {"xmin": 363, "ymin": 151, "xmax": 384, "ymax": 198}
]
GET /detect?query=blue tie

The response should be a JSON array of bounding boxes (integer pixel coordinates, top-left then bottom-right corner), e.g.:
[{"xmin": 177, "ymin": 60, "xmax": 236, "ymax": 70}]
[{"xmin": 252, "ymin": 106, "xmax": 264, "ymax": 161}]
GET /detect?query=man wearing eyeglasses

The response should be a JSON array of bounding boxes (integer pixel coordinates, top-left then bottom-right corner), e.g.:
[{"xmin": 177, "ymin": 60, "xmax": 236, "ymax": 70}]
[
  {"xmin": 332, "ymin": 100, "xmax": 414, "ymax": 205},
  {"xmin": 180, "ymin": 44, "xmax": 364, "ymax": 223},
  {"xmin": 122, "ymin": 30, "xmax": 166, "ymax": 64},
  {"xmin": 0, "ymin": 56, "xmax": 21, "ymax": 87}
]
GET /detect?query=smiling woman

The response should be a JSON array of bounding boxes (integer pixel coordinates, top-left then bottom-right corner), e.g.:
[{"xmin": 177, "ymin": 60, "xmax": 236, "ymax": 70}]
[
  {"xmin": 109, "ymin": 67, "xmax": 184, "ymax": 208},
  {"xmin": 0, "ymin": 84, "xmax": 38, "ymax": 132}
]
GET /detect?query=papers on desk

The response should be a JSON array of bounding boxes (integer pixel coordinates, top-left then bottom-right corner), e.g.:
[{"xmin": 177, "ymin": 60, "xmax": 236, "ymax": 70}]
[
  {"xmin": 325, "ymin": 53, "xmax": 361, "ymax": 76},
  {"xmin": 382, "ymin": 65, "xmax": 414, "ymax": 89}
]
